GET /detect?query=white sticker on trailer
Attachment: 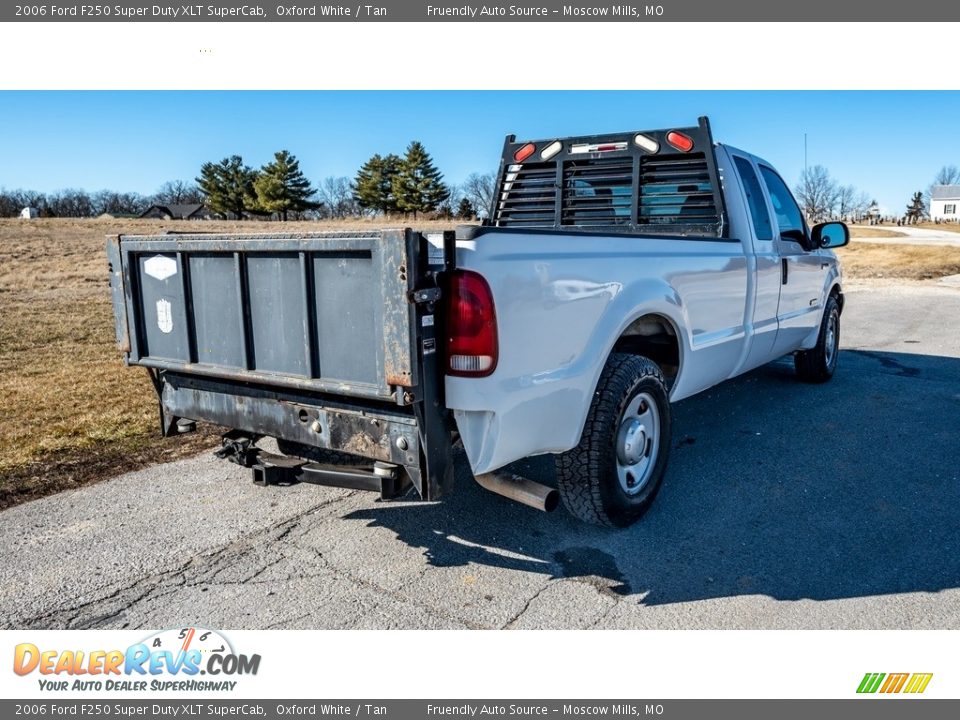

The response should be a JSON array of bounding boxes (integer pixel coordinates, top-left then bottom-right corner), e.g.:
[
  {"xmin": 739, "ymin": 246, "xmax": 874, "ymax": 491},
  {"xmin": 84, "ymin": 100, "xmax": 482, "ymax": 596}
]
[
  {"xmin": 425, "ymin": 233, "xmax": 446, "ymax": 266},
  {"xmin": 156, "ymin": 298, "xmax": 173, "ymax": 334},
  {"xmin": 144, "ymin": 254, "xmax": 177, "ymax": 281},
  {"xmin": 422, "ymin": 314, "xmax": 435, "ymax": 327}
]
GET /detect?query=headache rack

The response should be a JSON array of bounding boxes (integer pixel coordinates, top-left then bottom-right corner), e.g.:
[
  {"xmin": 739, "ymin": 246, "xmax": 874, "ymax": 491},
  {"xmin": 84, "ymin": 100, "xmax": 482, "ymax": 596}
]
[{"xmin": 488, "ymin": 116, "xmax": 728, "ymax": 238}]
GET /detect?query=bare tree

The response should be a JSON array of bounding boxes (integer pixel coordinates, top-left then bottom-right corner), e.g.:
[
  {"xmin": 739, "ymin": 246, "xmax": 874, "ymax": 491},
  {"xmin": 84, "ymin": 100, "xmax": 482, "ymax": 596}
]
[
  {"xmin": 795, "ymin": 165, "xmax": 840, "ymax": 222},
  {"xmin": 153, "ymin": 180, "xmax": 203, "ymax": 206},
  {"xmin": 0, "ymin": 189, "xmax": 45, "ymax": 216},
  {"xmin": 317, "ymin": 176, "xmax": 358, "ymax": 218},
  {"xmin": 46, "ymin": 189, "xmax": 94, "ymax": 217},
  {"xmin": 853, "ymin": 191, "xmax": 872, "ymax": 220},
  {"xmin": 933, "ymin": 165, "xmax": 960, "ymax": 186},
  {"xmin": 836, "ymin": 184, "xmax": 857, "ymax": 221},
  {"xmin": 461, "ymin": 172, "xmax": 495, "ymax": 218},
  {"xmin": 93, "ymin": 190, "xmax": 147, "ymax": 216}
]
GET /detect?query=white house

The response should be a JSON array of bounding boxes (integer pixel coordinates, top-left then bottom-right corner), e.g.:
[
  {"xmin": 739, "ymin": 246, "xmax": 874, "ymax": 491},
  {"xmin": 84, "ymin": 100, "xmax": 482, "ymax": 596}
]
[
  {"xmin": 20, "ymin": 207, "xmax": 39, "ymax": 219},
  {"xmin": 931, "ymin": 185, "xmax": 960, "ymax": 222}
]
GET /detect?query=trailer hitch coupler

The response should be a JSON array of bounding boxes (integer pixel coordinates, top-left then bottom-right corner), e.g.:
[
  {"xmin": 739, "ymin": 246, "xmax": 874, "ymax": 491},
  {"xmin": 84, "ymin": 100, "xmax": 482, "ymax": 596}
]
[{"xmin": 474, "ymin": 471, "xmax": 560, "ymax": 513}]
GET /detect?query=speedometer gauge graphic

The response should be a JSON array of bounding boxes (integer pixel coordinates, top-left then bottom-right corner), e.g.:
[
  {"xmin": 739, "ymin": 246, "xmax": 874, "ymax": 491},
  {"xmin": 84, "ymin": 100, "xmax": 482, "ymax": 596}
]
[{"xmin": 140, "ymin": 627, "xmax": 234, "ymax": 659}]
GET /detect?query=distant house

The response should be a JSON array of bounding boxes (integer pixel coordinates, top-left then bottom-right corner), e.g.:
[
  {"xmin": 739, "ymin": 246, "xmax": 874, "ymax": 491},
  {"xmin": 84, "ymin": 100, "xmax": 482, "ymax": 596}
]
[
  {"xmin": 20, "ymin": 207, "xmax": 39, "ymax": 219},
  {"xmin": 138, "ymin": 203, "xmax": 217, "ymax": 220},
  {"xmin": 931, "ymin": 185, "xmax": 960, "ymax": 222}
]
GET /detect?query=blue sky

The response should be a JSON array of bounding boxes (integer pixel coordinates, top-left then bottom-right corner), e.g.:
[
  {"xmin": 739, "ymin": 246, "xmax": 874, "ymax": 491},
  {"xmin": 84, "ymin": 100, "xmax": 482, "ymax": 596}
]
[{"xmin": 1, "ymin": 91, "xmax": 958, "ymax": 213}]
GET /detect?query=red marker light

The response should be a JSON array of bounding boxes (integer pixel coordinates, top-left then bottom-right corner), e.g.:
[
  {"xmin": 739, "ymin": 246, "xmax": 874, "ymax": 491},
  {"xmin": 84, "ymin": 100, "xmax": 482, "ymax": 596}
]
[
  {"xmin": 513, "ymin": 143, "xmax": 536, "ymax": 162},
  {"xmin": 666, "ymin": 131, "xmax": 694, "ymax": 152}
]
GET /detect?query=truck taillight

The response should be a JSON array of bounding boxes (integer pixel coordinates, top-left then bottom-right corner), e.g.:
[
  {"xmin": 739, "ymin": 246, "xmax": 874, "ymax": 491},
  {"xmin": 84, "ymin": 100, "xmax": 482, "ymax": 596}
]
[{"xmin": 447, "ymin": 270, "xmax": 498, "ymax": 378}]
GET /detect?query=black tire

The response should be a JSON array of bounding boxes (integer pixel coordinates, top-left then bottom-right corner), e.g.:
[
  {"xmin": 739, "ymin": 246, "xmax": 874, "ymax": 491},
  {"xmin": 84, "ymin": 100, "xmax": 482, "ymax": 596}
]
[
  {"xmin": 276, "ymin": 439, "xmax": 367, "ymax": 466},
  {"xmin": 794, "ymin": 295, "xmax": 840, "ymax": 383},
  {"xmin": 556, "ymin": 354, "xmax": 672, "ymax": 528}
]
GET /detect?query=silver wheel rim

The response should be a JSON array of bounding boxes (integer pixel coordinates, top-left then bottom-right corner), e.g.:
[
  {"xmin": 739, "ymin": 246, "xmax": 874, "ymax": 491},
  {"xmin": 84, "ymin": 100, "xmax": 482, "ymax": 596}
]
[
  {"xmin": 615, "ymin": 391, "xmax": 660, "ymax": 496},
  {"xmin": 825, "ymin": 310, "xmax": 838, "ymax": 367}
]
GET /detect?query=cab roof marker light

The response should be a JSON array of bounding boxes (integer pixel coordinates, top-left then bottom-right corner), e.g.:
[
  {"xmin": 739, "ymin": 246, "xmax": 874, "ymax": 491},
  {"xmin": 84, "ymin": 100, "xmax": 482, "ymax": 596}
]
[
  {"xmin": 666, "ymin": 131, "xmax": 695, "ymax": 152},
  {"xmin": 570, "ymin": 141, "xmax": 628, "ymax": 154},
  {"xmin": 513, "ymin": 143, "xmax": 536, "ymax": 163},
  {"xmin": 634, "ymin": 134, "xmax": 660, "ymax": 153},
  {"xmin": 540, "ymin": 140, "xmax": 562, "ymax": 160}
]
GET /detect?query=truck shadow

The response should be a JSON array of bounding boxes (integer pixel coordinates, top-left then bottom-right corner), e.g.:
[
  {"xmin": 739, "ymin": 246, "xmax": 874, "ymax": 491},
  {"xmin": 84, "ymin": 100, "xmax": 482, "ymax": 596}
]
[{"xmin": 344, "ymin": 349, "xmax": 960, "ymax": 607}]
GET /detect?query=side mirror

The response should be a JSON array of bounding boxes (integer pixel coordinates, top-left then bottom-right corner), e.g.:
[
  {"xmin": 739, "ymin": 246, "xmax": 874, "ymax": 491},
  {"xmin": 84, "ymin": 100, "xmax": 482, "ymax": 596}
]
[{"xmin": 812, "ymin": 221, "xmax": 849, "ymax": 249}]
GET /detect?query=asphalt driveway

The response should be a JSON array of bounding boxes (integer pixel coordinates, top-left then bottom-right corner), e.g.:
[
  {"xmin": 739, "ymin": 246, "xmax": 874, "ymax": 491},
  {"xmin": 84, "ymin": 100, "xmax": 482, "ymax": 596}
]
[{"xmin": 1, "ymin": 280, "xmax": 958, "ymax": 630}]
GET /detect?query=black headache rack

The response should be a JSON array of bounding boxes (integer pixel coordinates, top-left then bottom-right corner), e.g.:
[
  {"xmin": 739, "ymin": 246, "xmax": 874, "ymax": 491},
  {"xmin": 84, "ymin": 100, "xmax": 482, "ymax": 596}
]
[
  {"xmin": 107, "ymin": 229, "xmax": 458, "ymax": 502},
  {"xmin": 487, "ymin": 116, "xmax": 729, "ymax": 239}
]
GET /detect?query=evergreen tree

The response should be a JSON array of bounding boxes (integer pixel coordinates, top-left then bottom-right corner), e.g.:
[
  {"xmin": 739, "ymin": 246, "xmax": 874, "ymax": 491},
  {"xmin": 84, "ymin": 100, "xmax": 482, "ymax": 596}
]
[
  {"xmin": 393, "ymin": 141, "xmax": 449, "ymax": 219},
  {"xmin": 196, "ymin": 155, "xmax": 258, "ymax": 219},
  {"xmin": 353, "ymin": 153, "xmax": 401, "ymax": 215},
  {"xmin": 251, "ymin": 150, "xmax": 319, "ymax": 221},
  {"xmin": 456, "ymin": 197, "xmax": 476, "ymax": 220},
  {"xmin": 905, "ymin": 191, "xmax": 925, "ymax": 223}
]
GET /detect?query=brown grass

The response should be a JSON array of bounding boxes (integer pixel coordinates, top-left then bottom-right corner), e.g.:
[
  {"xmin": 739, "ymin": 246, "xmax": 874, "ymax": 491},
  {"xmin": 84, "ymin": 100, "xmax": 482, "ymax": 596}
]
[
  {"xmin": 0, "ymin": 217, "xmax": 458, "ymax": 510},
  {"xmin": 848, "ymin": 226, "xmax": 907, "ymax": 239},
  {"xmin": 836, "ymin": 242, "xmax": 960, "ymax": 280},
  {"xmin": 913, "ymin": 222, "xmax": 960, "ymax": 234}
]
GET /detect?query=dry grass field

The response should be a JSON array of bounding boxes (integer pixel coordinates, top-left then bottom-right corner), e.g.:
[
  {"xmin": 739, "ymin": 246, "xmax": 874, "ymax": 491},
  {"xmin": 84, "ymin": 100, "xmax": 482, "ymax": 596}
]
[
  {"xmin": 836, "ymin": 242, "xmax": 960, "ymax": 280},
  {"xmin": 915, "ymin": 221, "xmax": 960, "ymax": 234},
  {"xmin": 848, "ymin": 226, "xmax": 907, "ymax": 239},
  {"xmin": 2, "ymin": 218, "xmax": 959, "ymax": 510}
]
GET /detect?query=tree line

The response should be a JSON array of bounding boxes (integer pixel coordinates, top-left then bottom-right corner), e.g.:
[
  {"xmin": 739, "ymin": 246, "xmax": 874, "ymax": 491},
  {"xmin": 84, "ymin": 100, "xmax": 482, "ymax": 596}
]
[
  {"xmin": 794, "ymin": 165, "xmax": 874, "ymax": 223},
  {"xmin": 794, "ymin": 163, "xmax": 960, "ymax": 225},
  {"xmin": 0, "ymin": 141, "xmax": 496, "ymax": 221}
]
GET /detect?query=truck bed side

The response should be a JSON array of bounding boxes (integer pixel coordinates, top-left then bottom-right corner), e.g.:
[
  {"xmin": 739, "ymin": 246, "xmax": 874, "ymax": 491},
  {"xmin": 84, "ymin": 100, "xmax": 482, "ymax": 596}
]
[{"xmin": 447, "ymin": 227, "xmax": 750, "ymax": 475}]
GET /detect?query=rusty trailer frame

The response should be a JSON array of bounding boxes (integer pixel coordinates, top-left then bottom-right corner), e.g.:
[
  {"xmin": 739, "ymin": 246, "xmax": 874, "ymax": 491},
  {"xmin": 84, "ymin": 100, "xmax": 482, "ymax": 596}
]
[{"xmin": 107, "ymin": 229, "xmax": 455, "ymax": 501}]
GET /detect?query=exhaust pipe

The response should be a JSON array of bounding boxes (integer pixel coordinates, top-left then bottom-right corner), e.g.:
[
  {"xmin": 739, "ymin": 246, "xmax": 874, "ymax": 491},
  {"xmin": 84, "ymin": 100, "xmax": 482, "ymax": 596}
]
[{"xmin": 474, "ymin": 471, "xmax": 560, "ymax": 513}]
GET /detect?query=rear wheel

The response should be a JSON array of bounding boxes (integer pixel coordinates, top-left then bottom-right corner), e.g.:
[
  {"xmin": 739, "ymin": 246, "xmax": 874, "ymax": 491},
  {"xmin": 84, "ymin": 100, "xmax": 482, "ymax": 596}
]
[
  {"xmin": 556, "ymin": 354, "xmax": 672, "ymax": 528},
  {"xmin": 795, "ymin": 295, "xmax": 840, "ymax": 383}
]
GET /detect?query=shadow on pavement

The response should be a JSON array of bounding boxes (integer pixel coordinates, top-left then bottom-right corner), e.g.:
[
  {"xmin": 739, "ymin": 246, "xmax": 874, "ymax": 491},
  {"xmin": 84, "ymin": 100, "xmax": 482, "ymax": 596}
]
[{"xmin": 344, "ymin": 349, "xmax": 960, "ymax": 606}]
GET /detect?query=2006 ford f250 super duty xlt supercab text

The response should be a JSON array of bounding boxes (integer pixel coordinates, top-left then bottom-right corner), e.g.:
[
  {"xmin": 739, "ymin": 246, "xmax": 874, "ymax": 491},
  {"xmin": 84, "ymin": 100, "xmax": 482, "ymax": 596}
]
[{"xmin": 108, "ymin": 117, "xmax": 849, "ymax": 527}]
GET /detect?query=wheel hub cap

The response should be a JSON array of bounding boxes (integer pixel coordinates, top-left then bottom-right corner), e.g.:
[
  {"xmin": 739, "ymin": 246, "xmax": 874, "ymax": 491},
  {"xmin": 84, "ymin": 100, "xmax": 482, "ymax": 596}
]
[
  {"xmin": 615, "ymin": 392, "xmax": 660, "ymax": 496},
  {"xmin": 825, "ymin": 312, "xmax": 838, "ymax": 366},
  {"xmin": 617, "ymin": 419, "xmax": 647, "ymax": 467}
]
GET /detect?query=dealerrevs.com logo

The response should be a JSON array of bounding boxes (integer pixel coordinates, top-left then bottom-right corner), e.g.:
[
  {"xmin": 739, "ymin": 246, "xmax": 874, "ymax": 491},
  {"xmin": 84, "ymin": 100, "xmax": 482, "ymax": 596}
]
[
  {"xmin": 13, "ymin": 627, "xmax": 260, "ymax": 692},
  {"xmin": 857, "ymin": 672, "xmax": 933, "ymax": 694}
]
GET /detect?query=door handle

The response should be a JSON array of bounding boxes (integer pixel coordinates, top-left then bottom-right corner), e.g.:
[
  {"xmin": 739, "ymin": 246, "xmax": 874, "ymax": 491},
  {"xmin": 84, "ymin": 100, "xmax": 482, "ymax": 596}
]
[{"xmin": 781, "ymin": 258, "xmax": 788, "ymax": 284}]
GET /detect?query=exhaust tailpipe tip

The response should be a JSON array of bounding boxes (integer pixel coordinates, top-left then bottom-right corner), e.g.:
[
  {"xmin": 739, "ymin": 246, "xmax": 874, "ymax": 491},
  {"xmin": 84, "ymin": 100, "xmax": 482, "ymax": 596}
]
[{"xmin": 474, "ymin": 471, "xmax": 560, "ymax": 513}]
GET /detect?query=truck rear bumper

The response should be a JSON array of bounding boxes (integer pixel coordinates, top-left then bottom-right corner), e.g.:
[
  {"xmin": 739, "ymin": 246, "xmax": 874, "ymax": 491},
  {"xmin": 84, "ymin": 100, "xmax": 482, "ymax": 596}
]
[{"xmin": 160, "ymin": 372, "xmax": 423, "ymax": 474}]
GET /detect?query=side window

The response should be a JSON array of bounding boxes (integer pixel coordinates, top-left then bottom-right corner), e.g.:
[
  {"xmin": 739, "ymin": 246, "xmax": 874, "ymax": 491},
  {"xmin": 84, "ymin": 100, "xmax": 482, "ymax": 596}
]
[
  {"xmin": 733, "ymin": 157, "xmax": 773, "ymax": 241},
  {"xmin": 759, "ymin": 165, "xmax": 806, "ymax": 236}
]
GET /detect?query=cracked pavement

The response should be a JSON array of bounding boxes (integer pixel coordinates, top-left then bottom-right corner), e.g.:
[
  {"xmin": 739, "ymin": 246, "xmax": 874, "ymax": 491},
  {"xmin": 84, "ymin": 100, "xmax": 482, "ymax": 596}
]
[{"xmin": 2, "ymin": 282, "xmax": 959, "ymax": 630}]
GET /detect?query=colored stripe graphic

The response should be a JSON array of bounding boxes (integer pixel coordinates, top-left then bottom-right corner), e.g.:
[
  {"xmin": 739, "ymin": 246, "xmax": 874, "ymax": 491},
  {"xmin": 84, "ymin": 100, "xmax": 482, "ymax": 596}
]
[
  {"xmin": 880, "ymin": 673, "xmax": 909, "ymax": 693},
  {"xmin": 857, "ymin": 672, "xmax": 932, "ymax": 694},
  {"xmin": 857, "ymin": 673, "xmax": 885, "ymax": 693},
  {"xmin": 904, "ymin": 673, "xmax": 933, "ymax": 694}
]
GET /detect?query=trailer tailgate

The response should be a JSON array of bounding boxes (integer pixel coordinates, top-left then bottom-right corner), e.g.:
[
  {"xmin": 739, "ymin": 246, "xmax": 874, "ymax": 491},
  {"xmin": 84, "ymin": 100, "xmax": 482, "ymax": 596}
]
[{"xmin": 109, "ymin": 230, "xmax": 422, "ymax": 401}]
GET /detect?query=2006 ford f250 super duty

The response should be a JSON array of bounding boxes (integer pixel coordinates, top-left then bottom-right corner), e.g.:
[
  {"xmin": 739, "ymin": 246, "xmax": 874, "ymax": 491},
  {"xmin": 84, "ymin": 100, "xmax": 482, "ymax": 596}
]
[{"xmin": 107, "ymin": 117, "xmax": 849, "ymax": 527}]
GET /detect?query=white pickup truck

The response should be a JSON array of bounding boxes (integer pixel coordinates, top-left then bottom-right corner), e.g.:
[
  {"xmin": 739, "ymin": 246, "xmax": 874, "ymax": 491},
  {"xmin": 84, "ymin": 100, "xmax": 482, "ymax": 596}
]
[{"xmin": 108, "ymin": 116, "xmax": 848, "ymax": 527}]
